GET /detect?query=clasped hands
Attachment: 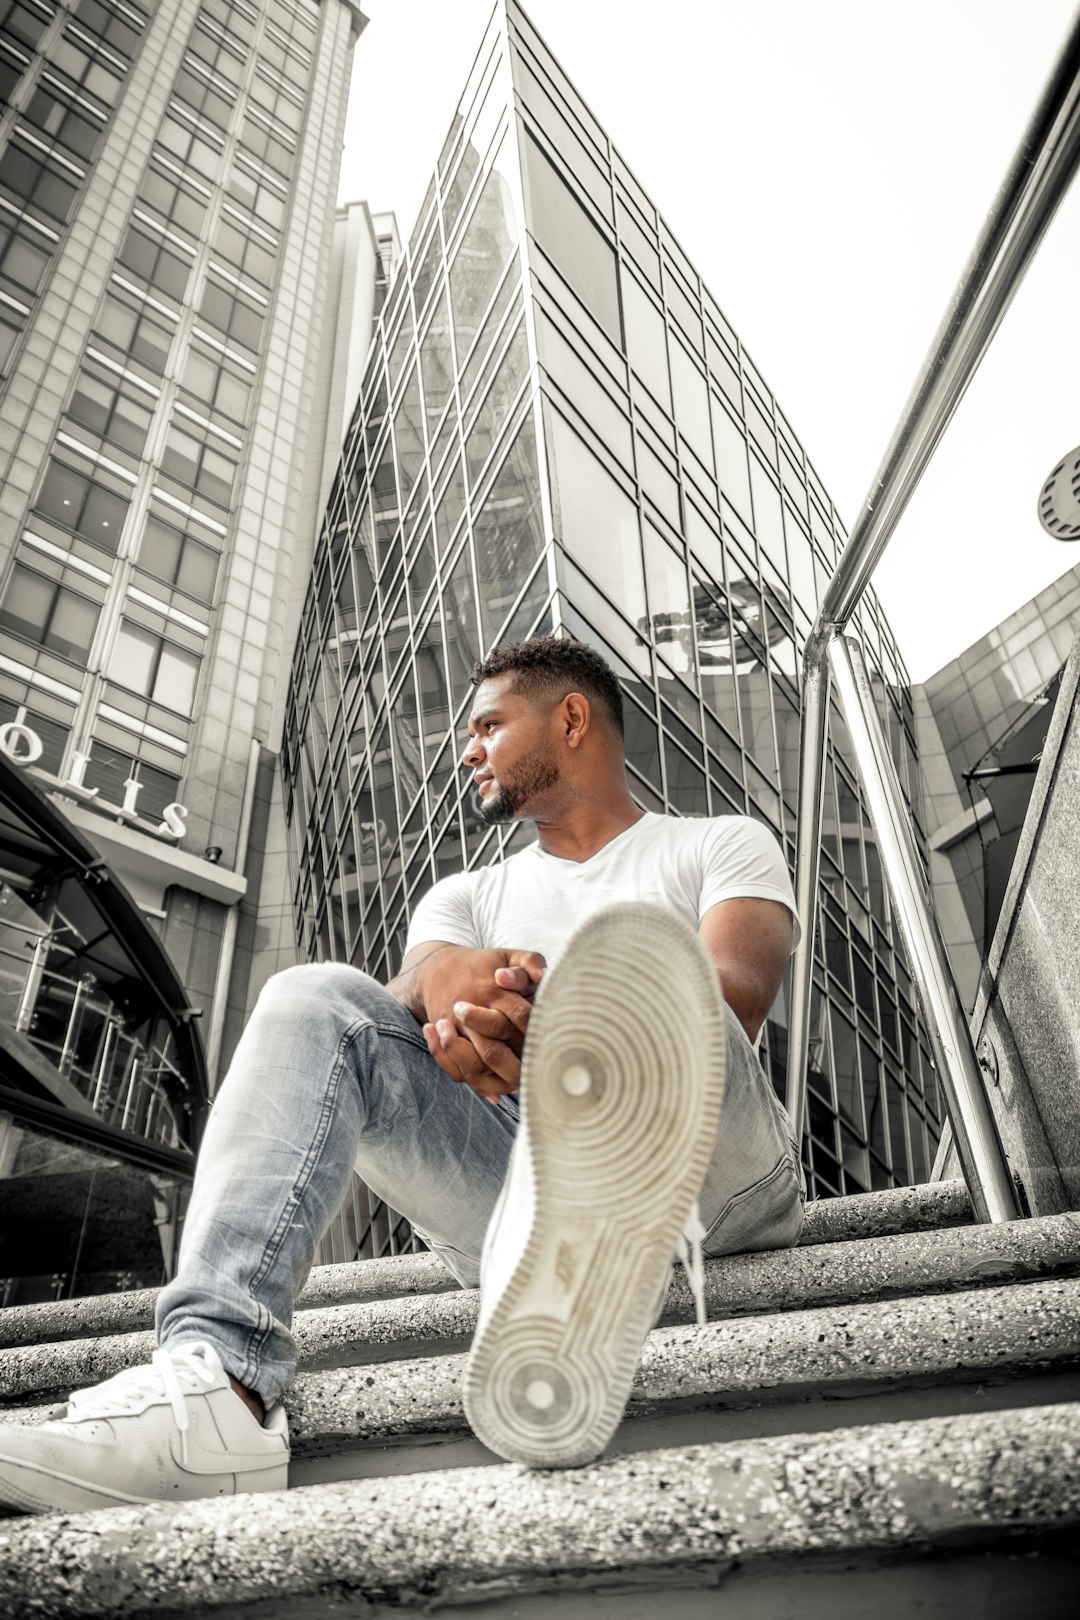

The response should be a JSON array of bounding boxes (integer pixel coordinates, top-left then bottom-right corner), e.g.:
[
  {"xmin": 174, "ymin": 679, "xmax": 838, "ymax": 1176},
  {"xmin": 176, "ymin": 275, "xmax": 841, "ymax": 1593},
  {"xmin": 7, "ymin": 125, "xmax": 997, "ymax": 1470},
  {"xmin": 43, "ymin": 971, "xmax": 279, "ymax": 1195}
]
[{"xmin": 419, "ymin": 947, "xmax": 546, "ymax": 1104}]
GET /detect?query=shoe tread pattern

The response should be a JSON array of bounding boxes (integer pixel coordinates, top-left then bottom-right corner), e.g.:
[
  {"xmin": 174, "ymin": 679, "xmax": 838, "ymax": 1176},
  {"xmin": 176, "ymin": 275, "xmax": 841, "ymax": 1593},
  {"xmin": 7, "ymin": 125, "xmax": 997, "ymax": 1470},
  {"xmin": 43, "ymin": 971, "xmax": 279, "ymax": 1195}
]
[{"xmin": 464, "ymin": 902, "xmax": 727, "ymax": 1468}]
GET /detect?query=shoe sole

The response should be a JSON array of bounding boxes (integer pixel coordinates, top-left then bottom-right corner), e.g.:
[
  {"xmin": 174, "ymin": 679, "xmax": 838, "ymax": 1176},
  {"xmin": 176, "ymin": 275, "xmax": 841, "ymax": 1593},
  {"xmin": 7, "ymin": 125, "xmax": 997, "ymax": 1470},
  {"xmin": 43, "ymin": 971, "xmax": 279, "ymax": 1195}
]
[{"xmin": 462, "ymin": 901, "xmax": 727, "ymax": 1469}]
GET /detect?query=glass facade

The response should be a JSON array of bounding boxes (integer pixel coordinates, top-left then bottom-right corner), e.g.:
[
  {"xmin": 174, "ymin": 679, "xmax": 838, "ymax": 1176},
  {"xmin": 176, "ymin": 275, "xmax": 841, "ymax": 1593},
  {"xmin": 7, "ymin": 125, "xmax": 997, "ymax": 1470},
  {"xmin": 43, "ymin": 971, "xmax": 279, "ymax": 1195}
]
[{"xmin": 283, "ymin": 0, "xmax": 941, "ymax": 1234}]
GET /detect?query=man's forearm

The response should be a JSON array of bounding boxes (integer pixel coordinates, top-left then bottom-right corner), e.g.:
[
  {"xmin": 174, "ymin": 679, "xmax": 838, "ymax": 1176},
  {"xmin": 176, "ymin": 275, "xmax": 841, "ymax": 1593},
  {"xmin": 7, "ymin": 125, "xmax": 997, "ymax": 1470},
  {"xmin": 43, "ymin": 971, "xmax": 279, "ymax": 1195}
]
[{"xmin": 385, "ymin": 944, "xmax": 455, "ymax": 1022}]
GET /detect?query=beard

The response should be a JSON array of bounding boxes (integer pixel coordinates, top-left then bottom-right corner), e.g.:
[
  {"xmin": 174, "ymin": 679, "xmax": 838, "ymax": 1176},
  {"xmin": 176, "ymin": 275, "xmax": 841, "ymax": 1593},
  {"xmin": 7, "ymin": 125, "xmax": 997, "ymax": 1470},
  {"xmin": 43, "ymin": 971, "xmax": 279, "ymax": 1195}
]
[{"xmin": 478, "ymin": 743, "xmax": 560, "ymax": 823}]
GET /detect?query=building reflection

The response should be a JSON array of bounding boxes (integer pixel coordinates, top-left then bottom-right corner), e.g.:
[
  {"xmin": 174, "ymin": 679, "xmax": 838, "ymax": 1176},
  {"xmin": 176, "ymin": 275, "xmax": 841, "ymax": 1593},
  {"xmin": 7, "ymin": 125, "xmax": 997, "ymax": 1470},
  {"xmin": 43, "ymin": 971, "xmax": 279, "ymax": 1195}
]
[{"xmin": 283, "ymin": 2, "xmax": 938, "ymax": 1255}]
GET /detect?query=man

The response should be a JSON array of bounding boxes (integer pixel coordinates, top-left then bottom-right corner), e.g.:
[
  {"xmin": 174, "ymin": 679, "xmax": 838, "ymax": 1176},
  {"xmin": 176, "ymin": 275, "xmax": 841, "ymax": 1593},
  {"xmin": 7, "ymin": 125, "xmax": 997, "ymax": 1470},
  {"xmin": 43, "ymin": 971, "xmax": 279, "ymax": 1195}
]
[{"xmin": 0, "ymin": 637, "xmax": 804, "ymax": 1510}]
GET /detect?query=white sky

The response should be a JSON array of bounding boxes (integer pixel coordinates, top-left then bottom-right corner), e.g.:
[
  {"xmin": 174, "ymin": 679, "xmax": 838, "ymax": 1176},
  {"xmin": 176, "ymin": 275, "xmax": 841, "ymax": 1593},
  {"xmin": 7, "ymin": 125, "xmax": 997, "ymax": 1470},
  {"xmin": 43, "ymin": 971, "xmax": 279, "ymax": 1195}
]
[{"xmin": 338, "ymin": 0, "xmax": 1080, "ymax": 682}]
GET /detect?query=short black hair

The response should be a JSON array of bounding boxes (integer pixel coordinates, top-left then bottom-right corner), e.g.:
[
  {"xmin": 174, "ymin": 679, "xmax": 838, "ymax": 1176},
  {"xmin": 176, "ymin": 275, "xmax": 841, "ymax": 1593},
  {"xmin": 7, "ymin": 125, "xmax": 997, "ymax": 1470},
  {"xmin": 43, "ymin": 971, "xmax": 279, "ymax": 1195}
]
[{"xmin": 470, "ymin": 635, "xmax": 624, "ymax": 738}]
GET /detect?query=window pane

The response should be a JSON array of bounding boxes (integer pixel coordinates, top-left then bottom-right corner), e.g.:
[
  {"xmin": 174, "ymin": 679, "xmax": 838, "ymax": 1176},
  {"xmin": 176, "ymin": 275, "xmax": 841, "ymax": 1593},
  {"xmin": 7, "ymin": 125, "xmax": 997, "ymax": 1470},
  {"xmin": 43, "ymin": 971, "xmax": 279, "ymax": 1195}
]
[
  {"xmin": 622, "ymin": 272, "xmax": 670, "ymax": 411},
  {"xmin": 449, "ymin": 142, "xmax": 517, "ymax": 361},
  {"xmin": 70, "ymin": 373, "xmax": 113, "ymax": 436},
  {"xmin": 472, "ymin": 418, "xmax": 545, "ymax": 650},
  {"xmin": 46, "ymin": 586, "xmax": 98, "ymax": 662},
  {"xmin": 80, "ymin": 483, "xmax": 126, "ymax": 550},
  {"xmin": 548, "ymin": 409, "xmax": 643, "ymax": 624},
  {"xmin": 669, "ymin": 337, "xmax": 713, "ymax": 469},
  {"xmin": 2, "ymin": 233, "xmax": 50, "ymax": 295},
  {"xmin": 181, "ymin": 349, "xmax": 217, "ymax": 399},
  {"xmin": 108, "ymin": 622, "xmax": 157, "ymax": 694},
  {"xmin": 0, "ymin": 565, "xmax": 53, "ymax": 643},
  {"xmin": 643, "ymin": 523, "xmax": 693, "ymax": 675},
  {"xmin": 36, "ymin": 461, "xmax": 85, "ymax": 525},
  {"xmin": 176, "ymin": 538, "xmax": 219, "ymax": 601},
  {"xmin": 535, "ymin": 305, "xmax": 632, "ymax": 471},
  {"xmin": 711, "ymin": 392, "xmax": 753, "ymax": 526},
  {"xmin": 522, "ymin": 130, "xmax": 620, "ymax": 345},
  {"xmin": 153, "ymin": 643, "xmax": 199, "ymax": 712},
  {"xmin": 419, "ymin": 291, "xmax": 454, "ymax": 433},
  {"xmin": 749, "ymin": 456, "xmax": 786, "ymax": 576},
  {"xmin": 138, "ymin": 516, "xmax": 182, "ymax": 582}
]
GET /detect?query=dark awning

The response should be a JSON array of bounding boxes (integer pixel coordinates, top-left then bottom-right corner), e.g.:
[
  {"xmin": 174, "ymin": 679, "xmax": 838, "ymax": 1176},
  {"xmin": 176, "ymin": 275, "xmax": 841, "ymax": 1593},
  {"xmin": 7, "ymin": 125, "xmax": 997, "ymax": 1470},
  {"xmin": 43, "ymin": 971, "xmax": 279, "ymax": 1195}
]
[{"xmin": 0, "ymin": 752, "xmax": 207, "ymax": 1165}]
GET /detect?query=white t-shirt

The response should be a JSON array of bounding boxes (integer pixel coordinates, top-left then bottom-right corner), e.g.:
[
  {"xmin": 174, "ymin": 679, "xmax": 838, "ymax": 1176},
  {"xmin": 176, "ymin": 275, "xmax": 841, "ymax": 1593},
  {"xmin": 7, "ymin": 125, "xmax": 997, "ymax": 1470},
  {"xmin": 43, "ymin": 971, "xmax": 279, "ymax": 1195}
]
[{"xmin": 405, "ymin": 812, "xmax": 799, "ymax": 970}]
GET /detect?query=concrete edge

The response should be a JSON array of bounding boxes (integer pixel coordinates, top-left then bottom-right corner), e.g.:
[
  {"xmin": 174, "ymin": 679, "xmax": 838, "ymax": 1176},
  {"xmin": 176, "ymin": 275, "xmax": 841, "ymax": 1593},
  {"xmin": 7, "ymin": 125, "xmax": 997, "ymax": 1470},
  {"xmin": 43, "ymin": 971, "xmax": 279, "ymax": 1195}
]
[
  {"xmin": 1, "ymin": 1403, "xmax": 1077, "ymax": 1615},
  {"xmin": 276, "ymin": 1272, "xmax": 1080, "ymax": 1450},
  {"xmin": 0, "ymin": 1181, "xmax": 975, "ymax": 1350},
  {"xmin": 4, "ymin": 1208, "xmax": 1077, "ymax": 1403},
  {"xmin": 4, "ymin": 1265, "xmax": 1080, "ymax": 1439}
]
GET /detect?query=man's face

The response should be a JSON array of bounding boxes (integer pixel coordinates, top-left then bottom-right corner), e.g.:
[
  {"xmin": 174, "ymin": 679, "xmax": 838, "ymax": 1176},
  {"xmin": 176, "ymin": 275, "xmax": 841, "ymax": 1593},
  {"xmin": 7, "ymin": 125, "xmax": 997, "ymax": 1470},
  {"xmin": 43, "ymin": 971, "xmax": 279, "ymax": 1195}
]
[{"xmin": 461, "ymin": 675, "xmax": 561, "ymax": 823}]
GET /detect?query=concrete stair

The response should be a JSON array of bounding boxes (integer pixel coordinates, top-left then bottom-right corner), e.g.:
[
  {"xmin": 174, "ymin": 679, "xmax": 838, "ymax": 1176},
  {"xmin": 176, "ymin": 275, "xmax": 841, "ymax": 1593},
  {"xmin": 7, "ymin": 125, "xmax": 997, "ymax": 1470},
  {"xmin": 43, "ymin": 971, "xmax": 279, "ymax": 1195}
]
[{"xmin": 1, "ymin": 1181, "xmax": 1079, "ymax": 1616}]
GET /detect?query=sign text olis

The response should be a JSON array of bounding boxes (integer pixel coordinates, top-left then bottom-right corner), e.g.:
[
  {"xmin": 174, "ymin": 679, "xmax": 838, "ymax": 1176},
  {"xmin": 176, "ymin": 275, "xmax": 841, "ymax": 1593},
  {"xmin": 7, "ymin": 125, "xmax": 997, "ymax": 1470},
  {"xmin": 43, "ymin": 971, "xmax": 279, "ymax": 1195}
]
[{"xmin": 0, "ymin": 708, "xmax": 188, "ymax": 842}]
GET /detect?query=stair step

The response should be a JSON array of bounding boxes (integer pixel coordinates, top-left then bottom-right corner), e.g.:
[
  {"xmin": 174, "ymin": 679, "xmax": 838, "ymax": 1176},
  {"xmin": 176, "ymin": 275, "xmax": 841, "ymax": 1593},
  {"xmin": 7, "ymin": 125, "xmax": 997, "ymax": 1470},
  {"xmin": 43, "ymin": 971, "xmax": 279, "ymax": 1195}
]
[
  {"xmin": 285, "ymin": 1368, "xmax": 1080, "ymax": 1493},
  {"xmin": 2, "ymin": 1208, "xmax": 1073, "ymax": 1407},
  {"xmin": 4, "ymin": 1274, "xmax": 1077, "ymax": 1460},
  {"xmin": 0, "ymin": 1402, "xmax": 1075, "ymax": 1615},
  {"xmin": 0, "ymin": 1178, "xmax": 975, "ymax": 1349},
  {"xmin": 276, "ymin": 1273, "xmax": 1080, "ymax": 1460}
]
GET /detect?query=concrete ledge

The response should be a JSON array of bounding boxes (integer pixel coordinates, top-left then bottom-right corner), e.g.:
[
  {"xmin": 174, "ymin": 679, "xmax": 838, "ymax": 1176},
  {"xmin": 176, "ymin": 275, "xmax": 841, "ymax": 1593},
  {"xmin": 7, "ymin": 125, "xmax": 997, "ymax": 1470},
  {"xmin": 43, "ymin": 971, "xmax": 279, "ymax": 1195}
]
[
  {"xmin": 5, "ymin": 1271, "xmax": 1079, "ymax": 1453},
  {"xmin": 0, "ymin": 1251, "xmax": 456, "ymax": 1350},
  {"xmin": 1, "ymin": 1404, "xmax": 1077, "ymax": 1615},
  {"xmin": 277, "ymin": 1273, "xmax": 1080, "ymax": 1453},
  {"xmin": 0, "ymin": 1181, "xmax": 975, "ymax": 1350},
  {"xmin": 4, "ymin": 1209, "xmax": 1076, "ymax": 1404}
]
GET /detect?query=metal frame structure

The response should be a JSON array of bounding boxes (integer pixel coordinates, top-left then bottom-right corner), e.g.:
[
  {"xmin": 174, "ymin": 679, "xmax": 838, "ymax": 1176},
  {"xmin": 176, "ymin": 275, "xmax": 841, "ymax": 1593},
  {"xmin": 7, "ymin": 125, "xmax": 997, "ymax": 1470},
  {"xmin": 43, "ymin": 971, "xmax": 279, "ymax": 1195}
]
[{"xmin": 786, "ymin": 9, "xmax": 1080, "ymax": 1224}]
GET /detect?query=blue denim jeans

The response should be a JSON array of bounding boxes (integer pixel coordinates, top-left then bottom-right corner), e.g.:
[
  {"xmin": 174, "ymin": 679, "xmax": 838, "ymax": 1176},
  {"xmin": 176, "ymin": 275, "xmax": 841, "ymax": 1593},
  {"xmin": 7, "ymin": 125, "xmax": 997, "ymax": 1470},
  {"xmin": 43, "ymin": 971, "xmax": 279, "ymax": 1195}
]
[{"xmin": 157, "ymin": 962, "xmax": 805, "ymax": 1404}]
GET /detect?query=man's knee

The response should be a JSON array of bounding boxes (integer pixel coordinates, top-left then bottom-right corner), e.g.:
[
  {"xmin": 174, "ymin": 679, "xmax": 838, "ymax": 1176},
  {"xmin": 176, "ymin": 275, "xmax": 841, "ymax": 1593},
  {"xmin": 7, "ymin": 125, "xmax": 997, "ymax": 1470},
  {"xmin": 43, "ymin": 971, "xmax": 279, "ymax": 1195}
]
[{"xmin": 255, "ymin": 961, "xmax": 391, "ymax": 1023}]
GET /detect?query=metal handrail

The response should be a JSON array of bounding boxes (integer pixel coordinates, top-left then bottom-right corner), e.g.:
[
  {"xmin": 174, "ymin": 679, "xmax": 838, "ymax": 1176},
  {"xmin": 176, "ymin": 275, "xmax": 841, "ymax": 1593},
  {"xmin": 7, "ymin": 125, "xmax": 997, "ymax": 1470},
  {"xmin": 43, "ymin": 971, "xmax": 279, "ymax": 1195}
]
[{"xmin": 785, "ymin": 9, "xmax": 1080, "ymax": 1223}]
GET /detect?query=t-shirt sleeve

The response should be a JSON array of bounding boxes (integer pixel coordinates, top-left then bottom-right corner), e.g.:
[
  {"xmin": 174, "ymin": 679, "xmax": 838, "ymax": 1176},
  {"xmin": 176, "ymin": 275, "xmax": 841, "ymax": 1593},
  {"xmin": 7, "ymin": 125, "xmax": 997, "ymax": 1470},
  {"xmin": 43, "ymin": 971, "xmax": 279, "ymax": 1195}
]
[
  {"xmin": 697, "ymin": 816, "xmax": 801, "ymax": 950},
  {"xmin": 404, "ymin": 871, "xmax": 483, "ymax": 958}
]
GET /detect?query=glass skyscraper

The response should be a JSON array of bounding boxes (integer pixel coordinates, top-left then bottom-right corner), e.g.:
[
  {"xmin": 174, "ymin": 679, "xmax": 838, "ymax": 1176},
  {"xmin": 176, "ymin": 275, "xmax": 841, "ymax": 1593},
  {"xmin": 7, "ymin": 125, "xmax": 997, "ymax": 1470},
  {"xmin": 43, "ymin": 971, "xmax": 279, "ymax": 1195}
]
[{"xmin": 283, "ymin": 0, "xmax": 942, "ymax": 1231}]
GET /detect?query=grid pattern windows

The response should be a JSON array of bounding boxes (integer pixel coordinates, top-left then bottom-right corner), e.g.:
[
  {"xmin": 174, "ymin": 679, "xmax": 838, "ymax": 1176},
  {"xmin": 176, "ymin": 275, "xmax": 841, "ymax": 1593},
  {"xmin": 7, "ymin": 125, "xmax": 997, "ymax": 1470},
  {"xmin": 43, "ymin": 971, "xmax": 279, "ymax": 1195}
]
[
  {"xmin": 30, "ymin": 448, "xmax": 132, "ymax": 557},
  {"xmin": 50, "ymin": 24, "xmax": 127, "ymax": 106},
  {"xmin": 0, "ymin": 556, "xmax": 102, "ymax": 663},
  {"xmin": 71, "ymin": 0, "xmax": 144, "ymax": 61},
  {"xmin": 197, "ymin": 0, "xmax": 256, "ymax": 50},
  {"xmin": 107, "ymin": 618, "xmax": 201, "ymax": 715},
  {"xmin": 223, "ymin": 152, "xmax": 287, "ymax": 231},
  {"xmin": 24, "ymin": 65, "xmax": 108, "ymax": 163},
  {"xmin": 179, "ymin": 332, "xmax": 253, "ymax": 429},
  {"xmin": 247, "ymin": 69, "xmax": 304, "ymax": 137},
  {"xmin": 161, "ymin": 413, "xmax": 239, "ymax": 511},
  {"xmin": 283, "ymin": 4, "xmax": 937, "ymax": 1238},
  {"xmin": 0, "ymin": 0, "xmax": 56, "ymax": 55},
  {"xmin": 118, "ymin": 217, "xmax": 195, "ymax": 304},
  {"xmin": 93, "ymin": 283, "xmax": 176, "ymax": 377},
  {"xmin": 0, "ymin": 203, "xmax": 58, "ymax": 301},
  {"xmin": 197, "ymin": 264, "xmax": 264, "ymax": 353},
  {"xmin": 132, "ymin": 503, "xmax": 221, "ymax": 607},
  {"xmin": 139, "ymin": 155, "xmax": 211, "ymax": 244},
  {"xmin": 157, "ymin": 107, "xmax": 224, "ymax": 185},
  {"xmin": 0, "ymin": 131, "xmax": 81, "ymax": 223},
  {"xmin": 238, "ymin": 108, "xmax": 294, "ymax": 177},
  {"xmin": 67, "ymin": 349, "xmax": 158, "ymax": 457}
]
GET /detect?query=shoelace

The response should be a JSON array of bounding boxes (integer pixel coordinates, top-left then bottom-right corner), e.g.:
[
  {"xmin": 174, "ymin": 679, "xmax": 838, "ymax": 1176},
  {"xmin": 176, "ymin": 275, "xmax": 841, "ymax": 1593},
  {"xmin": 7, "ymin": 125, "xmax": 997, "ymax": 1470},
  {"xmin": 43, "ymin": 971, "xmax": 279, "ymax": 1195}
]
[
  {"xmin": 66, "ymin": 1342, "xmax": 220, "ymax": 1467},
  {"xmin": 674, "ymin": 1201, "xmax": 708, "ymax": 1327}
]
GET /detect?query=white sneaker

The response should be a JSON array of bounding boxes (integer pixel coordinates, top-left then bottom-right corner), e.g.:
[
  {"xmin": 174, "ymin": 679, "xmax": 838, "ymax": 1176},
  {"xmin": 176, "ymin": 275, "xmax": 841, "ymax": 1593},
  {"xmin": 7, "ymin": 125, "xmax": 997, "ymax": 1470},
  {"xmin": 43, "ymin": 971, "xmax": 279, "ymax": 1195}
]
[
  {"xmin": 0, "ymin": 1341, "xmax": 289, "ymax": 1516},
  {"xmin": 463, "ymin": 901, "xmax": 727, "ymax": 1468}
]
